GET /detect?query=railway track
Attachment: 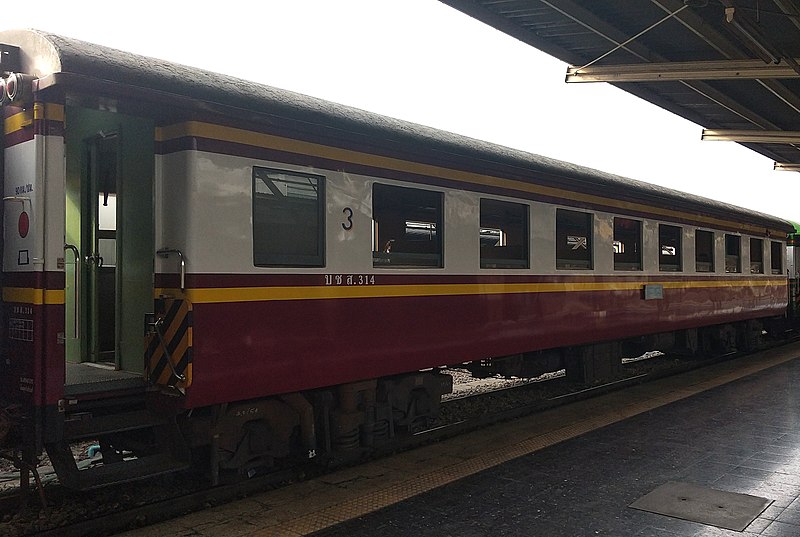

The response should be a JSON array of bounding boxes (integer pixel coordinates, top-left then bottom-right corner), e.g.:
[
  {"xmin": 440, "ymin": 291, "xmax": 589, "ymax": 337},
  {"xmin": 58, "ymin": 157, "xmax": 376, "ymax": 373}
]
[{"xmin": 0, "ymin": 345, "xmax": 785, "ymax": 537}]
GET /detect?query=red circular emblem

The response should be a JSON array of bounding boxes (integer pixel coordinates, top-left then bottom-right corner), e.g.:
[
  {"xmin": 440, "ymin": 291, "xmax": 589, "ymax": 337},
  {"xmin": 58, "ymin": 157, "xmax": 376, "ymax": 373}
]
[{"xmin": 18, "ymin": 211, "xmax": 29, "ymax": 238}]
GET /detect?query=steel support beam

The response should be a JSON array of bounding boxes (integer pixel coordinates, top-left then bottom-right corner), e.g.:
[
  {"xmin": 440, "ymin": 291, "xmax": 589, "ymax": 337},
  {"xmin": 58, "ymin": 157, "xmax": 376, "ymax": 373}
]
[
  {"xmin": 774, "ymin": 162, "xmax": 800, "ymax": 172},
  {"xmin": 566, "ymin": 59, "xmax": 800, "ymax": 83},
  {"xmin": 701, "ymin": 130, "xmax": 800, "ymax": 143}
]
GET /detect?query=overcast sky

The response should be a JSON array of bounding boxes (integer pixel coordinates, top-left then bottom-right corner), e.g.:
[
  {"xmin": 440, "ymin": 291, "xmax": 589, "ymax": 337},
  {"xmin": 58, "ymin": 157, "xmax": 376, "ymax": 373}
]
[{"xmin": 4, "ymin": 0, "xmax": 797, "ymax": 221}]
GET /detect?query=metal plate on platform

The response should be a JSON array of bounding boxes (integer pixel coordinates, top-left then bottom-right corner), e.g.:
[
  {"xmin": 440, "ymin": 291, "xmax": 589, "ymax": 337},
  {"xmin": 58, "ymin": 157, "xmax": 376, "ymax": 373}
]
[{"xmin": 629, "ymin": 481, "xmax": 772, "ymax": 531}]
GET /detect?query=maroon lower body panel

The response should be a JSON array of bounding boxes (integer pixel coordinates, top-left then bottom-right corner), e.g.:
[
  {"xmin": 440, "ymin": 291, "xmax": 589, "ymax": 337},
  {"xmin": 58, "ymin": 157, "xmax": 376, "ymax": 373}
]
[
  {"xmin": 2, "ymin": 272, "xmax": 66, "ymax": 411},
  {"xmin": 1, "ymin": 300, "xmax": 64, "ymax": 451},
  {"xmin": 183, "ymin": 282, "xmax": 787, "ymax": 408},
  {"xmin": 2, "ymin": 302, "xmax": 64, "ymax": 408}
]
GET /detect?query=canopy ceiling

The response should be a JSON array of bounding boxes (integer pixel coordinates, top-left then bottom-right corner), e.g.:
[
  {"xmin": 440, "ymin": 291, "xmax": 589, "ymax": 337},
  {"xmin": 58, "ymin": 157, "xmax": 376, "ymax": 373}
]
[{"xmin": 440, "ymin": 0, "xmax": 800, "ymax": 171}]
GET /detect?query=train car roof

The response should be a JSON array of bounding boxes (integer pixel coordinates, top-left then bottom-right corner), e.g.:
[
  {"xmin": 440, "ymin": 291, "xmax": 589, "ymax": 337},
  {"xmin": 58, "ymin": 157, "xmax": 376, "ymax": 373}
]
[{"xmin": 0, "ymin": 28, "xmax": 793, "ymax": 234}]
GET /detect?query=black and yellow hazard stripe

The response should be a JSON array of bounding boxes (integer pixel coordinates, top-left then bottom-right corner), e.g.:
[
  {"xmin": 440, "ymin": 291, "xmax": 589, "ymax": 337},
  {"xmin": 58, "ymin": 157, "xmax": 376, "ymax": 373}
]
[{"xmin": 145, "ymin": 298, "xmax": 193, "ymax": 389}]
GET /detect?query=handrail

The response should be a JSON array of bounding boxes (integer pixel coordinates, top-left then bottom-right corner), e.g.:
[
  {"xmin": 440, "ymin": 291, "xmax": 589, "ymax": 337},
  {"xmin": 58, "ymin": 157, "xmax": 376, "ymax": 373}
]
[
  {"xmin": 156, "ymin": 248, "xmax": 186, "ymax": 291},
  {"xmin": 64, "ymin": 243, "xmax": 80, "ymax": 339}
]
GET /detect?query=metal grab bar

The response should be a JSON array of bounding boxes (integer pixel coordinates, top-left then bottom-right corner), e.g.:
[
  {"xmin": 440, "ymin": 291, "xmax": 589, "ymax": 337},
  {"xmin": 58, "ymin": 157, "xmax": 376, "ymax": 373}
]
[
  {"xmin": 157, "ymin": 248, "xmax": 186, "ymax": 291},
  {"xmin": 64, "ymin": 243, "xmax": 80, "ymax": 339}
]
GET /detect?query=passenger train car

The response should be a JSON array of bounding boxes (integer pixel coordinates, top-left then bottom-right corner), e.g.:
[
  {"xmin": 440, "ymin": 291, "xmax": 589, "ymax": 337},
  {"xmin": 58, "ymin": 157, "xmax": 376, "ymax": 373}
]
[{"xmin": 0, "ymin": 29, "xmax": 794, "ymax": 489}]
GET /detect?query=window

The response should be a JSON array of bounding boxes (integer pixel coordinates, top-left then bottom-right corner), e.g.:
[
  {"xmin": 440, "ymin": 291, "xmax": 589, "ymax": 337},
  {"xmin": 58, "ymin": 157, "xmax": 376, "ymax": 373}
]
[
  {"xmin": 695, "ymin": 230, "xmax": 714, "ymax": 272},
  {"xmin": 480, "ymin": 199, "xmax": 529, "ymax": 269},
  {"xmin": 771, "ymin": 240, "xmax": 784, "ymax": 275},
  {"xmin": 372, "ymin": 183, "xmax": 442, "ymax": 267},
  {"xmin": 613, "ymin": 217, "xmax": 641, "ymax": 271},
  {"xmin": 725, "ymin": 234, "xmax": 741, "ymax": 273},
  {"xmin": 98, "ymin": 193, "xmax": 117, "ymax": 268},
  {"xmin": 750, "ymin": 238, "xmax": 764, "ymax": 274},
  {"xmin": 556, "ymin": 209, "xmax": 592, "ymax": 270},
  {"xmin": 659, "ymin": 224, "xmax": 682, "ymax": 272},
  {"xmin": 253, "ymin": 167, "xmax": 325, "ymax": 267}
]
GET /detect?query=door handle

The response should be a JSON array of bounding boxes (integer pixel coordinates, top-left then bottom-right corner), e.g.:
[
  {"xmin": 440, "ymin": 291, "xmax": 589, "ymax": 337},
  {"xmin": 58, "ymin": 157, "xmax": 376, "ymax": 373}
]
[{"xmin": 85, "ymin": 253, "xmax": 104, "ymax": 268}]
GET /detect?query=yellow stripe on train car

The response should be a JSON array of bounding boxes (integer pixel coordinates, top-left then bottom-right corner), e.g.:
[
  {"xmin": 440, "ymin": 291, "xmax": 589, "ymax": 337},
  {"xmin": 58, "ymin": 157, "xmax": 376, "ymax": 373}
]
[
  {"xmin": 155, "ymin": 278, "xmax": 787, "ymax": 305},
  {"xmin": 2, "ymin": 287, "xmax": 65, "ymax": 305},
  {"xmin": 155, "ymin": 120, "xmax": 786, "ymax": 237}
]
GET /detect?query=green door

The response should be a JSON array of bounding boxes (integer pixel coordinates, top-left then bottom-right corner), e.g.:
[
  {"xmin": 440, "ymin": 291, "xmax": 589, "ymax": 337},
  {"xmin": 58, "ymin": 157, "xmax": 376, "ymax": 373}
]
[
  {"xmin": 85, "ymin": 133, "xmax": 118, "ymax": 364},
  {"xmin": 65, "ymin": 108, "xmax": 154, "ymax": 373}
]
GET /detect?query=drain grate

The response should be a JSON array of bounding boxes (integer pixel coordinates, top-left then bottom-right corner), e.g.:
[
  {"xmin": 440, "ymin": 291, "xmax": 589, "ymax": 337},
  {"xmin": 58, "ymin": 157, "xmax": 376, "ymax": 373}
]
[{"xmin": 629, "ymin": 481, "xmax": 772, "ymax": 531}]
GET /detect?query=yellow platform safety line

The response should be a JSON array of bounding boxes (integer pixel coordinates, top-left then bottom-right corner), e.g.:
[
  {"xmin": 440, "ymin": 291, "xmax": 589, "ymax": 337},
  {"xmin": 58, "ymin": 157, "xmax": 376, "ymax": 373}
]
[
  {"xmin": 201, "ymin": 343, "xmax": 800, "ymax": 537},
  {"xmin": 116, "ymin": 341, "xmax": 800, "ymax": 537},
  {"xmin": 155, "ymin": 278, "xmax": 787, "ymax": 305},
  {"xmin": 145, "ymin": 297, "xmax": 193, "ymax": 390}
]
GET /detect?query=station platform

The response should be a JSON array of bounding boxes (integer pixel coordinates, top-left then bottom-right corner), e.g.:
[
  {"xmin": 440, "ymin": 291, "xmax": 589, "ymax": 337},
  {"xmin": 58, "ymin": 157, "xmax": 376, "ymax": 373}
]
[{"xmin": 118, "ymin": 341, "xmax": 800, "ymax": 537}]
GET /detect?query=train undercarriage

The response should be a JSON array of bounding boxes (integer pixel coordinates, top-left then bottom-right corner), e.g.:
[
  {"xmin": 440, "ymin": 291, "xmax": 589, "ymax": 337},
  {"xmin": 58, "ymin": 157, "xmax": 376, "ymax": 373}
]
[
  {"xmin": 466, "ymin": 316, "xmax": 786, "ymax": 381},
  {"xmin": 2, "ymin": 368, "xmax": 455, "ymax": 492}
]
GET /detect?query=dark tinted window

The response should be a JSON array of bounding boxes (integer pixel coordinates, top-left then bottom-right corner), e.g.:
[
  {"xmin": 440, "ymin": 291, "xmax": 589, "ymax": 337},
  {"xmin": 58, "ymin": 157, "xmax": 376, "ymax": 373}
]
[
  {"xmin": 253, "ymin": 167, "xmax": 324, "ymax": 267},
  {"xmin": 556, "ymin": 209, "xmax": 592, "ymax": 270},
  {"xmin": 372, "ymin": 184, "xmax": 443, "ymax": 268},
  {"xmin": 613, "ymin": 217, "xmax": 641, "ymax": 271},
  {"xmin": 725, "ymin": 234, "xmax": 741, "ymax": 273},
  {"xmin": 480, "ymin": 199, "xmax": 529, "ymax": 269},
  {"xmin": 750, "ymin": 238, "xmax": 764, "ymax": 274},
  {"xmin": 771, "ymin": 241, "xmax": 784, "ymax": 275},
  {"xmin": 695, "ymin": 230, "xmax": 714, "ymax": 272},
  {"xmin": 659, "ymin": 224, "xmax": 682, "ymax": 272}
]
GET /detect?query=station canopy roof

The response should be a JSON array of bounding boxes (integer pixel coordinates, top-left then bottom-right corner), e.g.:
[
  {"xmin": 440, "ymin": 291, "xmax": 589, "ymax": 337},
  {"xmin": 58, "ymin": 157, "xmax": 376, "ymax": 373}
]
[{"xmin": 439, "ymin": 0, "xmax": 800, "ymax": 171}]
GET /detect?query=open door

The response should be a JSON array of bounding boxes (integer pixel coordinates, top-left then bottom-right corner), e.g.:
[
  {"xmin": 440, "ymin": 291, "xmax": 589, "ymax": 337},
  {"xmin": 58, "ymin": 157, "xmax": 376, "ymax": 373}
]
[
  {"xmin": 85, "ymin": 133, "xmax": 118, "ymax": 365},
  {"xmin": 65, "ymin": 109, "xmax": 154, "ymax": 375}
]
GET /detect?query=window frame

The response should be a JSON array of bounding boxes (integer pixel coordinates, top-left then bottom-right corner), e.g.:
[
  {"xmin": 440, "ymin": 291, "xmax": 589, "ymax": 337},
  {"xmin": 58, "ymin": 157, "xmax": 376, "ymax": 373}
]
[
  {"xmin": 613, "ymin": 217, "xmax": 642, "ymax": 271},
  {"xmin": 749, "ymin": 237, "xmax": 764, "ymax": 274},
  {"xmin": 771, "ymin": 240, "xmax": 784, "ymax": 275},
  {"xmin": 372, "ymin": 183, "xmax": 444, "ymax": 268},
  {"xmin": 252, "ymin": 167, "xmax": 326, "ymax": 267},
  {"xmin": 556, "ymin": 208, "xmax": 593, "ymax": 270},
  {"xmin": 658, "ymin": 224, "xmax": 683, "ymax": 272},
  {"xmin": 695, "ymin": 229, "xmax": 715, "ymax": 273},
  {"xmin": 479, "ymin": 198, "xmax": 530, "ymax": 269},
  {"xmin": 725, "ymin": 234, "xmax": 742, "ymax": 273}
]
